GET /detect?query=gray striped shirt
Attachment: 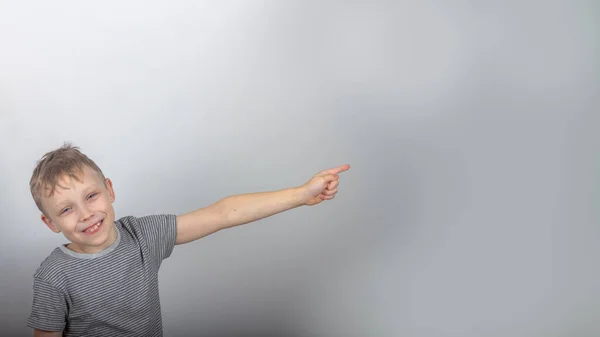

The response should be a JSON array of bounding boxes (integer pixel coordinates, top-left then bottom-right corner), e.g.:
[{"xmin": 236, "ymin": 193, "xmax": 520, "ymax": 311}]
[{"xmin": 27, "ymin": 214, "xmax": 177, "ymax": 336}]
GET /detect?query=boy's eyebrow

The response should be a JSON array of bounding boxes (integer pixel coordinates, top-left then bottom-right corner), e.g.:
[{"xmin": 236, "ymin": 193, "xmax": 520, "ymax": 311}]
[
  {"xmin": 53, "ymin": 200, "xmax": 69, "ymax": 210},
  {"xmin": 83, "ymin": 184, "xmax": 101, "ymax": 193}
]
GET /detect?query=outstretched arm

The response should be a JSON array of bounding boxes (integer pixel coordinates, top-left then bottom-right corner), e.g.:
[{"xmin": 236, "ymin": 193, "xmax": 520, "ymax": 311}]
[{"xmin": 175, "ymin": 164, "xmax": 350, "ymax": 245}]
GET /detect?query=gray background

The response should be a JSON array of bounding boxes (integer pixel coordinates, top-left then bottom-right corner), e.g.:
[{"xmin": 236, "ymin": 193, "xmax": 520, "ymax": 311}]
[{"xmin": 1, "ymin": 1, "xmax": 599, "ymax": 336}]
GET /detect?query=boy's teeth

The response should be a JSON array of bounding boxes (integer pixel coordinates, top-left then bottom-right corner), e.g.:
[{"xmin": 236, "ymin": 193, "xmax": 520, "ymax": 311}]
[{"xmin": 85, "ymin": 220, "xmax": 102, "ymax": 233}]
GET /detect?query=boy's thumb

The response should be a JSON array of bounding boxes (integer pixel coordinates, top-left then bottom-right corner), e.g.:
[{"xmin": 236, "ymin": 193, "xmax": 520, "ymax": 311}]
[{"xmin": 323, "ymin": 174, "xmax": 338, "ymax": 182}]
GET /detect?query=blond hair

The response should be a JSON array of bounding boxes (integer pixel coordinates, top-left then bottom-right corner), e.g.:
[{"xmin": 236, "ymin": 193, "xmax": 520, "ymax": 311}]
[{"xmin": 30, "ymin": 142, "xmax": 106, "ymax": 214}]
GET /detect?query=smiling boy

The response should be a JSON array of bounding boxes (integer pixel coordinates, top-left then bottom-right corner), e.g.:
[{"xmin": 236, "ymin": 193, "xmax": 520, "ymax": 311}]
[{"xmin": 27, "ymin": 143, "xmax": 349, "ymax": 337}]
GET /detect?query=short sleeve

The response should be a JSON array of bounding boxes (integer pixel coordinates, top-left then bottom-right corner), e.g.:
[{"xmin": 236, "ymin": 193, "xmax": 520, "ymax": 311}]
[
  {"xmin": 26, "ymin": 278, "xmax": 68, "ymax": 332},
  {"xmin": 135, "ymin": 214, "xmax": 177, "ymax": 267}
]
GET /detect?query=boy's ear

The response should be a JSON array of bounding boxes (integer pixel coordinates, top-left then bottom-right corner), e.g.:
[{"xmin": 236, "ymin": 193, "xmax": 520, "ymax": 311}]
[
  {"xmin": 41, "ymin": 214, "xmax": 61, "ymax": 233},
  {"xmin": 105, "ymin": 178, "xmax": 115, "ymax": 202}
]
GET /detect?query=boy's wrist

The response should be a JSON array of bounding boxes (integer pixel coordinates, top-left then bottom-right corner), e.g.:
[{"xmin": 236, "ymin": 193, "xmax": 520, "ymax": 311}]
[{"xmin": 292, "ymin": 186, "xmax": 311, "ymax": 206}]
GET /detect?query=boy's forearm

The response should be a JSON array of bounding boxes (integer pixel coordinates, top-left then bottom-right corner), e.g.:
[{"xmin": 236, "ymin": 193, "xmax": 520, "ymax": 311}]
[{"xmin": 215, "ymin": 187, "xmax": 306, "ymax": 230}]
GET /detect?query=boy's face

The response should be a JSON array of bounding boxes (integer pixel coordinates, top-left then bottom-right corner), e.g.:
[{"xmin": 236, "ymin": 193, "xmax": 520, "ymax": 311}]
[{"xmin": 40, "ymin": 165, "xmax": 117, "ymax": 254}]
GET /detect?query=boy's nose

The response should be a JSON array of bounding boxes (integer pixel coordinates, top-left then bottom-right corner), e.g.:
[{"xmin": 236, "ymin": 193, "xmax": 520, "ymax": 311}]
[{"xmin": 80, "ymin": 208, "xmax": 94, "ymax": 221}]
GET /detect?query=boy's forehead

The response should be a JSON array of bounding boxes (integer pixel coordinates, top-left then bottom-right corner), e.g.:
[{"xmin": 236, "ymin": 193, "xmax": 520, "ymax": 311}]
[
  {"xmin": 59, "ymin": 167, "xmax": 88, "ymax": 184},
  {"xmin": 45, "ymin": 167, "xmax": 102, "ymax": 197}
]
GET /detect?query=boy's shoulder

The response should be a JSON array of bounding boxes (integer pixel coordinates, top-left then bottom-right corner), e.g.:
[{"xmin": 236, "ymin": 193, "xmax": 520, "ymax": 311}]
[
  {"xmin": 117, "ymin": 213, "xmax": 176, "ymax": 227},
  {"xmin": 116, "ymin": 213, "xmax": 178, "ymax": 241},
  {"xmin": 32, "ymin": 247, "xmax": 72, "ymax": 287}
]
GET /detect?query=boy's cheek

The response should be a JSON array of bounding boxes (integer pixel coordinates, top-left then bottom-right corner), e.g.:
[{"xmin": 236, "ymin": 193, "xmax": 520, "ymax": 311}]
[{"xmin": 56, "ymin": 218, "xmax": 76, "ymax": 233}]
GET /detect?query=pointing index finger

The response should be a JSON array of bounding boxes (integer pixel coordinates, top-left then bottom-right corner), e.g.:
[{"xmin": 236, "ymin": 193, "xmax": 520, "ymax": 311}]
[{"xmin": 321, "ymin": 164, "xmax": 350, "ymax": 175}]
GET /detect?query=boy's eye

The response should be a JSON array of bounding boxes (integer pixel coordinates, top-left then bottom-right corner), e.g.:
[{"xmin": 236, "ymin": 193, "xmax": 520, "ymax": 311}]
[
  {"xmin": 60, "ymin": 207, "xmax": 71, "ymax": 215},
  {"xmin": 87, "ymin": 193, "xmax": 98, "ymax": 200}
]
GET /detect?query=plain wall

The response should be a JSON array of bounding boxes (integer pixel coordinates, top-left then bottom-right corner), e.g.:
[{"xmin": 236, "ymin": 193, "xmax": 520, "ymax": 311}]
[{"xmin": 1, "ymin": 1, "xmax": 599, "ymax": 336}]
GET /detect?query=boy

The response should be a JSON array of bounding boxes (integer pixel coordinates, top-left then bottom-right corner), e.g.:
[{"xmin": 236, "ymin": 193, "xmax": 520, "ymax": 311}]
[{"xmin": 26, "ymin": 143, "xmax": 349, "ymax": 337}]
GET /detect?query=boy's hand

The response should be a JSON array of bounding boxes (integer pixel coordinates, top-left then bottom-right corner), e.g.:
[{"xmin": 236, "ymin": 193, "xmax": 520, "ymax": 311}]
[{"xmin": 299, "ymin": 164, "xmax": 350, "ymax": 206}]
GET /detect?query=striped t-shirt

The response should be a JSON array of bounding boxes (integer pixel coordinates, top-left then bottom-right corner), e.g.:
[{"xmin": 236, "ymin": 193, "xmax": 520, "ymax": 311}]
[{"xmin": 27, "ymin": 214, "xmax": 177, "ymax": 337}]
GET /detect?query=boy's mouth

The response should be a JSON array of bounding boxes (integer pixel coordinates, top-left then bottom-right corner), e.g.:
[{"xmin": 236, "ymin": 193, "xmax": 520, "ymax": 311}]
[{"xmin": 83, "ymin": 219, "xmax": 104, "ymax": 234}]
